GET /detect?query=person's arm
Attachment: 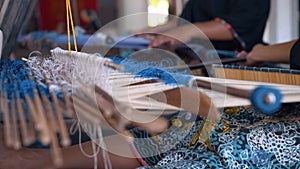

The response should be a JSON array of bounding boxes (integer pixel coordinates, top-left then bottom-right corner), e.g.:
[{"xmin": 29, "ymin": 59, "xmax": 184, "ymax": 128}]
[
  {"xmin": 220, "ymin": 0, "xmax": 270, "ymax": 50},
  {"xmin": 238, "ymin": 40, "xmax": 297, "ymax": 66},
  {"xmin": 149, "ymin": 20, "xmax": 233, "ymax": 47},
  {"xmin": 133, "ymin": 19, "xmax": 178, "ymax": 35}
]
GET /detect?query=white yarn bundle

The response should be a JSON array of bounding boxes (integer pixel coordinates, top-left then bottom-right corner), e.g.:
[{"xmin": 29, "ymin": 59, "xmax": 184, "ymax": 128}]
[{"xmin": 28, "ymin": 47, "xmax": 114, "ymax": 169}]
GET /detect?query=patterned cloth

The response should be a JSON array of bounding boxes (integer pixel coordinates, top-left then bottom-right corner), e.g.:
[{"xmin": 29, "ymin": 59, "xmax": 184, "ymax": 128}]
[{"xmin": 131, "ymin": 104, "xmax": 300, "ymax": 169}]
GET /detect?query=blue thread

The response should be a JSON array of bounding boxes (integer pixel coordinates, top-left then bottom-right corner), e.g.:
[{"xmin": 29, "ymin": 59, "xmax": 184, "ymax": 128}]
[
  {"xmin": 109, "ymin": 55, "xmax": 125, "ymax": 65},
  {"xmin": 38, "ymin": 84, "xmax": 51, "ymax": 99},
  {"xmin": 136, "ymin": 68, "xmax": 192, "ymax": 86},
  {"xmin": 249, "ymin": 86, "xmax": 282, "ymax": 115},
  {"xmin": 137, "ymin": 67, "xmax": 177, "ymax": 85},
  {"xmin": 11, "ymin": 60, "xmax": 25, "ymax": 71},
  {"xmin": 19, "ymin": 80, "xmax": 36, "ymax": 99},
  {"xmin": 52, "ymin": 85, "xmax": 63, "ymax": 101}
]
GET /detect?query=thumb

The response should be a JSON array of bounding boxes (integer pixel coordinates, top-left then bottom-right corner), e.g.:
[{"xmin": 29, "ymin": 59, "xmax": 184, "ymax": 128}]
[{"xmin": 236, "ymin": 50, "xmax": 247, "ymax": 58}]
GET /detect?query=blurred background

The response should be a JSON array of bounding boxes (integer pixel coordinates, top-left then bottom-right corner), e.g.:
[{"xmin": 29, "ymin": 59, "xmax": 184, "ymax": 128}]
[
  {"xmin": 1, "ymin": 0, "xmax": 299, "ymax": 58},
  {"xmin": 28, "ymin": 0, "xmax": 300, "ymax": 44}
]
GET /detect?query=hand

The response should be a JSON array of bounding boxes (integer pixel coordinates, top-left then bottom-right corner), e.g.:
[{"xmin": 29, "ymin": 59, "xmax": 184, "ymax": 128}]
[
  {"xmin": 131, "ymin": 20, "xmax": 177, "ymax": 36},
  {"xmin": 237, "ymin": 44, "xmax": 266, "ymax": 66},
  {"xmin": 134, "ymin": 33, "xmax": 157, "ymax": 42},
  {"xmin": 148, "ymin": 26, "xmax": 192, "ymax": 48},
  {"xmin": 131, "ymin": 27, "xmax": 158, "ymax": 36},
  {"xmin": 149, "ymin": 34, "xmax": 182, "ymax": 48}
]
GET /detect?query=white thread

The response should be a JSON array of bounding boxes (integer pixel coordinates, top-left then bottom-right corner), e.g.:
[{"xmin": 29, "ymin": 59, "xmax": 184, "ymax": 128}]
[
  {"xmin": 69, "ymin": 120, "xmax": 79, "ymax": 135},
  {"xmin": 78, "ymin": 123, "xmax": 101, "ymax": 158},
  {"xmin": 28, "ymin": 50, "xmax": 42, "ymax": 58},
  {"xmin": 29, "ymin": 48, "xmax": 113, "ymax": 169}
]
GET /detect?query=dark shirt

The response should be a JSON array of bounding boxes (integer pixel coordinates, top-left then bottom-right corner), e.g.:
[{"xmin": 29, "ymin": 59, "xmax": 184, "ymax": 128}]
[
  {"xmin": 290, "ymin": 39, "xmax": 300, "ymax": 70},
  {"xmin": 85, "ymin": 20, "xmax": 101, "ymax": 34},
  {"xmin": 180, "ymin": 0, "xmax": 270, "ymax": 51}
]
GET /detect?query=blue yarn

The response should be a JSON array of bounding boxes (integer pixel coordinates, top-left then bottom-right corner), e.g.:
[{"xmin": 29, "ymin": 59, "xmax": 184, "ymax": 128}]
[
  {"xmin": 136, "ymin": 68, "xmax": 193, "ymax": 86},
  {"xmin": 11, "ymin": 60, "xmax": 25, "ymax": 71},
  {"xmin": 249, "ymin": 86, "xmax": 282, "ymax": 115},
  {"xmin": 109, "ymin": 55, "xmax": 125, "ymax": 65},
  {"xmin": 172, "ymin": 73, "xmax": 193, "ymax": 86},
  {"xmin": 19, "ymin": 80, "xmax": 36, "ymax": 99},
  {"xmin": 38, "ymin": 84, "xmax": 51, "ymax": 99},
  {"xmin": 137, "ymin": 67, "xmax": 177, "ymax": 85},
  {"xmin": 0, "ymin": 59, "xmax": 60, "ymax": 124},
  {"xmin": 27, "ymin": 31, "xmax": 59, "ymax": 42},
  {"xmin": 53, "ymin": 86, "xmax": 63, "ymax": 101},
  {"xmin": 16, "ymin": 69, "xmax": 29, "ymax": 80},
  {"xmin": 12, "ymin": 83, "xmax": 20, "ymax": 97},
  {"xmin": 110, "ymin": 51, "xmax": 193, "ymax": 86},
  {"xmin": 2, "ymin": 83, "xmax": 12, "ymax": 99}
]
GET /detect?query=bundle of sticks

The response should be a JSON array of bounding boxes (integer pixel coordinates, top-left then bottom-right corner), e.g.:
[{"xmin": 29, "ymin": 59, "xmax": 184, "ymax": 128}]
[{"xmin": 0, "ymin": 58, "xmax": 70, "ymax": 166}]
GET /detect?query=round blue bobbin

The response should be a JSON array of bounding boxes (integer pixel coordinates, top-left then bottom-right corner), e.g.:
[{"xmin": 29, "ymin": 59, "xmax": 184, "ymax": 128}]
[{"xmin": 249, "ymin": 86, "xmax": 282, "ymax": 115}]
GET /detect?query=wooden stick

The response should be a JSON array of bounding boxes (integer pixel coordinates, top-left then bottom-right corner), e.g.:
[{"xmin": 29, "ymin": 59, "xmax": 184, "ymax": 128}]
[
  {"xmin": 94, "ymin": 85, "xmax": 169, "ymax": 133},
  {"xmin": 32, "ymin": 89, "xmax": 51, "ymax": 145},
  {"xmin": 73, "ymin": 88, "xmax": 169, "ymax": 134},
  {"xmin": 149, "ymin": 86, "xmax": 220, "ymax": 121},
  {"xmin": 24, "ymin": 95, "xmax": 41, "ymax": 130},
  {"xmin": 16, "ymin": 97, "xmax": 35, "ymax": 146},
  {"xmin": 195, "ymin": 78, "xmax": 250, "ymax": 99},
  {"xmin": 41, "ymin": 93, "xmax": 59, "ymax": 134},
  {"xmin": 59, "ymin": 82, "xmax": 74, "ymax": 117},
  {"xmin": 11, "ymin": 97, "xmax": 21, "ymax": 150},
  {"xmin": 51, "ymin": 89, "xmax": 71, "ymax": 147},
  {"xmin": 34, "ymin": 68, "xmax": 70, "ymax": 147},
  {"xmin": 195, "ymin": 78, "xmax": 280, "ymax": 105},
  {"xmin": 41, "ymin": 93, "xmax": 63, "ymax": 167},
  {"xmin": 1, "ymin": 92, "xmax": 13, "ymax": 147},
  {"xmin": 104, "ymin": 60, "xmax": 124, "ymax": 71}
]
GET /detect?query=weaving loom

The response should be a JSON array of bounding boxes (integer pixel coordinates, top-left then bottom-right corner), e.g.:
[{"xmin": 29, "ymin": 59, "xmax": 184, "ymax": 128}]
[
  {"xmin": 1, "ymin": 44, "xmax": 297, "ymax": 167},
  {"xmin": 1, "ymin": 1, "xmax": 300, "ymax": 168}
]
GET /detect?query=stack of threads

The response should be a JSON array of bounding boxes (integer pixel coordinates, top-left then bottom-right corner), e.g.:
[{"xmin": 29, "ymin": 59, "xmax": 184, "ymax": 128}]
[{"xmin": 0, "ymin": 59, "xmax": 71, "ymax": 167}]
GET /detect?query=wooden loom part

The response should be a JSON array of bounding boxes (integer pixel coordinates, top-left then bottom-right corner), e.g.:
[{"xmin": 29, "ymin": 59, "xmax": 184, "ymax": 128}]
[
  {"xmin": 42, "ymin": 71, "xmax": 71, "ymax": 147},
  {"xmin": 193, "ymin": 77, "xmax": 285, "ymax": 114},
  {"xmin": 0, "ymin": 59, "xmax": 73, "ymax": 168},
  {"xmin": 148, "ymin": 86, "xmax": 220, "ymax": 121},
  {"xmin": 213, "ymin": 64, "xmax": 300, "ymax": 85}
]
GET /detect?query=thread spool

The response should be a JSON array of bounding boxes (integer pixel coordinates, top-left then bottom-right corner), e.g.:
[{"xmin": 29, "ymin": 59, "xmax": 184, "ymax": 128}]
[{"xmin": 249, "ymin": 86, "xmax": 282, "ymax": 115}]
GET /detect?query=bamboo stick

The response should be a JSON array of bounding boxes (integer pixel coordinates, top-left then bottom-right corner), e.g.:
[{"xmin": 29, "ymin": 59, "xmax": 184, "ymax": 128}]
[
  {"xmin": 32, "ymin": 89, "xmax": 51, "ymax": 145},
  {"xmin": 41, "ymin": 93, "xmax": 63, "ymax": 167},
  {"xmin": 11, "ymin": 97, "xmax": 21, "ymax": 150},
  {"xmin": 16, "ymin": 96, "xmax": 35, "ymax": 146},
  {"xmin": 2, "ymin": 92, "xmax": 13, "ymax": 147}
]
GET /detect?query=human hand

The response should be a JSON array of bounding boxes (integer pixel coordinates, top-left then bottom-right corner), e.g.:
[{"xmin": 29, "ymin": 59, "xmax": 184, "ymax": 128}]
[
  {"xmin": 148, "ymin": 26, "xmax": 192, "ymax": 48},
  {"xmin": 132, "ymin": 26, "xmax": 157, "ymax": 36},
  {"xmin": 149, "ymin": 34, "xmax": 182, "ymax": 48},
  {"xmin": 131, "ymin": 25, "xmax": 164, "ymax": 41},
  {"xmin": 131, "ymin": 25, "xmax": 167, "ymax": 45},
  {"xmin": 237, "ymin": 44, "xmax": 266, "ymax": 66}
]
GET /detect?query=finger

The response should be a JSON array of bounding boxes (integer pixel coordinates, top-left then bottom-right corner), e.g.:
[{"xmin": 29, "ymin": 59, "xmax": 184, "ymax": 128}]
[
  {"xmin": 149, "ymin": 37, "xmax": 167, "ymax": 48},
  {"xmin": 236, "ymin": 51, "xmax": 247, "ymax": 58},
  {"xmin": 143, "ymin": 34, "xmax": 156, "ymax": 41}
]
